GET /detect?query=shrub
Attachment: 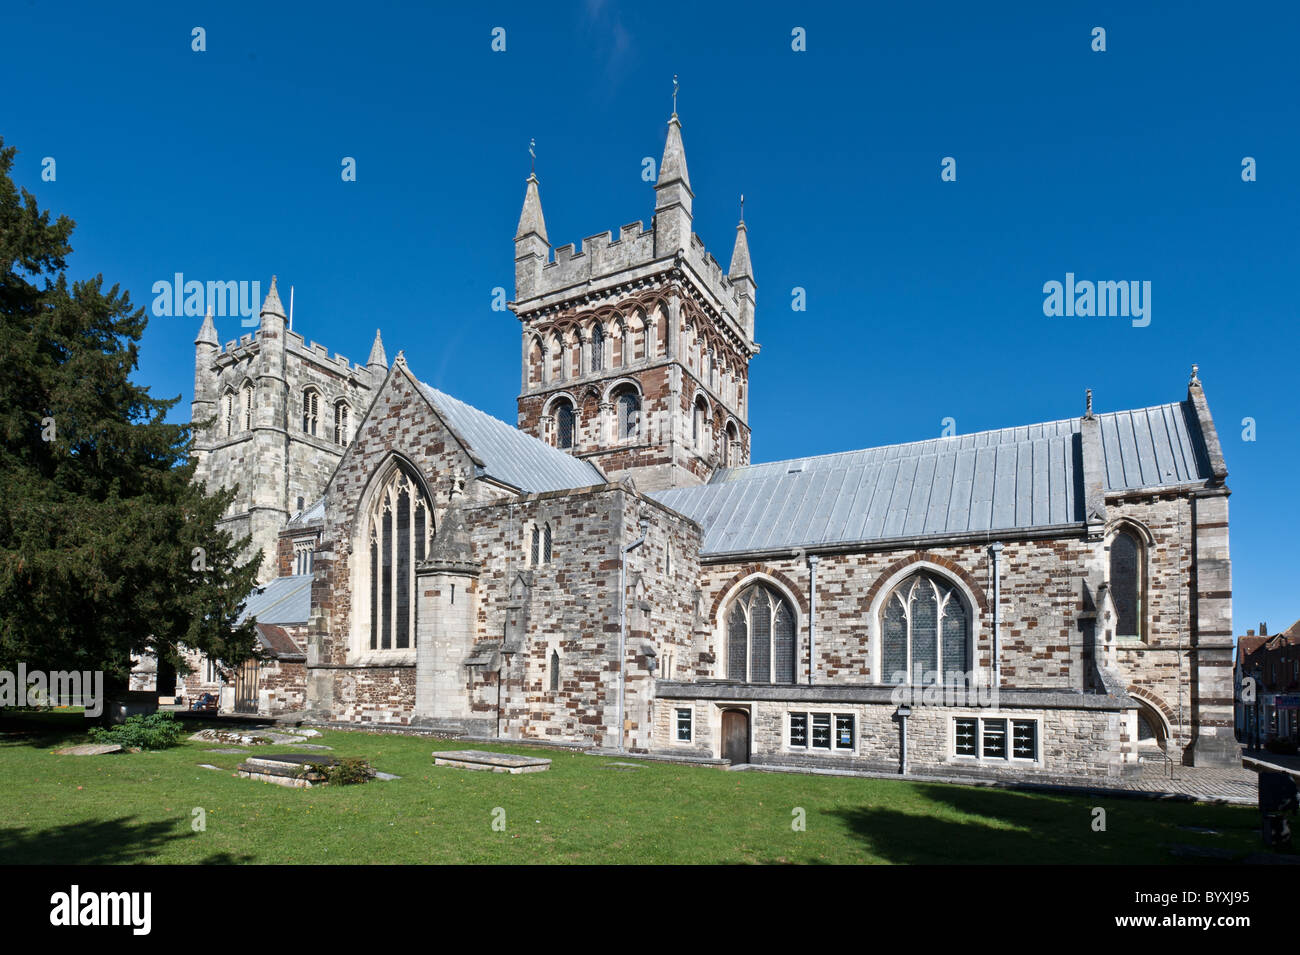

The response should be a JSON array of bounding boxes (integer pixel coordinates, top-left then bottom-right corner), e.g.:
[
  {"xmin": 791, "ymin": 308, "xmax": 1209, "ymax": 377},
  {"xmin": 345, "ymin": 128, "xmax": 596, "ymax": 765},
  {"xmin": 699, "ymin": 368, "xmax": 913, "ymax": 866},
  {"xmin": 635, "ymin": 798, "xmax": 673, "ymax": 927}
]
[
  {"xmin": 89, "ymin": 711, "xmax": 183, "ymax": 750},
  {"xmin": 306, "ymin": 757, "xmax": 375, "ymax": 785}
]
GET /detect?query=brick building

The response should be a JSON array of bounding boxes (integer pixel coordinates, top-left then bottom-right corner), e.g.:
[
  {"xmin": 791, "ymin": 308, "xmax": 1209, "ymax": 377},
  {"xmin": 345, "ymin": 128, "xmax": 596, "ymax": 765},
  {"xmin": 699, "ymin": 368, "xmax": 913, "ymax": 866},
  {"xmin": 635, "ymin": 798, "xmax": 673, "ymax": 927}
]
[
  {"xmin": 1237, "ymin": 622, "xmax": 1300, "ymax": 749},
  {"xmin": 183, "ymin": 105, "xmax": 1238, "ymax": 778}
]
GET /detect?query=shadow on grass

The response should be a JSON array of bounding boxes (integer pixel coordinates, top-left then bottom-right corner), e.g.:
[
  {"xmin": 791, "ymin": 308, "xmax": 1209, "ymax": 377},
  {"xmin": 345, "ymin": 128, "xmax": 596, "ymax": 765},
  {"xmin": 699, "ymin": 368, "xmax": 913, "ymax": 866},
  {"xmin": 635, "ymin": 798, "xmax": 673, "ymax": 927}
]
[
  {"xmin": 822, "ymin": 783, "xmax": 1248, "ymax": 865},
  {"xmin": 0, "ymin": 815, "xmax": 250, "ymax": 865}
]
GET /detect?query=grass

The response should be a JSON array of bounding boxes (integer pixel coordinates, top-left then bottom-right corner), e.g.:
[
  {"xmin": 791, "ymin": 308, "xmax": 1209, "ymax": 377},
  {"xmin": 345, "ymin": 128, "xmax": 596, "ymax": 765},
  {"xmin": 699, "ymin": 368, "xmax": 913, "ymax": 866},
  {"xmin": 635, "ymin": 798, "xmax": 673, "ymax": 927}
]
[{"xmin": 0, "ymin": 711, "xmax": 1281, "ymax": 865}]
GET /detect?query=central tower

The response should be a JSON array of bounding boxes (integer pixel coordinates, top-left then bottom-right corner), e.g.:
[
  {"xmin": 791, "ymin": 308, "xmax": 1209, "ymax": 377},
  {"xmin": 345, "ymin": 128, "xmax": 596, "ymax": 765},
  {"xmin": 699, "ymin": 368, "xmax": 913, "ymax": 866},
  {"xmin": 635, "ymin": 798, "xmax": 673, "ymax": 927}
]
[{"xmin": 512, "ymin": 108, "xmax": 758, "ymax": 492}]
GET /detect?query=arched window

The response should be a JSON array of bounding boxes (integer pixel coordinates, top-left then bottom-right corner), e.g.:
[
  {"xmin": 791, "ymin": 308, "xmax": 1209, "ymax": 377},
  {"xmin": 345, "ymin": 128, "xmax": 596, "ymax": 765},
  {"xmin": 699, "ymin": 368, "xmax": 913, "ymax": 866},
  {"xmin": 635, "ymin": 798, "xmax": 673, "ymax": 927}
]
[
  {"xmin": 590, "ymin": 323, "xmax": 605, "ymax": 373},
  {"xmin": 221, "ymin": 388, "xmax": 236, "ymax": 437},
  {"xmin": 302, "ymin": 388, "xmax": 320, "ymax": 436},
  {"xmin": 880, "ymin": 573, "xmax": 970, "ymax": 685},
  {"xmin": 726, "ymin": 583, "xmax": 796, "ymax": 684},
  {"xmin": 366, "ymin": 462, "xmax": 433, "ymax": 651},
  {"xmin": 241, "ymin": 383, "xmax": 254, "ymax": 431},
  {"xmin": 552, "ymin": 332, "xmax": 566, "ymax": 382},
  {"xmin": 724, "ymin": 422, "xmax": 738, "ymax": 466},
  {"xmin": 550, "ymin": 650, "xmax": 561, "ymax": 692},
  {"xmin": 334, "ymin": 400, "xmax": 350, "ymax": 445},
  {"xmin": 613, "ymin": 385, "xmax": 640, "ymax": 442},
  {"xmin": 543, "ymin": 522, "xmax": 552, "ymax": 563},
  {"xmin": 1109, "ymin": 528, "xmax": 1144, "ymax": 639},
  {"xmin": 693, "ymin": 396, "xmax": 708, "ymax": 450},
  {"xmin": 554, "ymin": 399, "xmax": 575, "ymax": 450},
  {"xmin": 530, "ymin": 525, "xmax": 540, "ymax": 566}
]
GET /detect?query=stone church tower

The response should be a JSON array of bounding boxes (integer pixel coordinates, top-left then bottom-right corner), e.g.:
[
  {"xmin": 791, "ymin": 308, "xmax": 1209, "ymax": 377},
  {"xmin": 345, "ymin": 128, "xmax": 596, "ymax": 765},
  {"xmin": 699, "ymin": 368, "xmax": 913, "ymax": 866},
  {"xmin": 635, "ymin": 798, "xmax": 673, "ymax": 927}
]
[
  {"xmin": 192, "ymin": 278, "xmax": 388, "ymax": 581},
  {"xmin": 513, "ymin": 109, "xmax": 758, "ymax": 491}
]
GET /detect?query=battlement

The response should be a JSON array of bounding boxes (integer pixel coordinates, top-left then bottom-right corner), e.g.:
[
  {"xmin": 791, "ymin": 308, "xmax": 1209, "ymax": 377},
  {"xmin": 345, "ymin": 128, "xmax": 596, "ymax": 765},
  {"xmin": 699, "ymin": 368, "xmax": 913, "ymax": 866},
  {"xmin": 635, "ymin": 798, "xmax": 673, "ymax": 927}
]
[
  {"xmin": 285, "ymin": 330, "xmax": 370, "ymax": 377},
  {"xmin": 523, "ymin": 218, "xmax": 743, "ymax": 322}
]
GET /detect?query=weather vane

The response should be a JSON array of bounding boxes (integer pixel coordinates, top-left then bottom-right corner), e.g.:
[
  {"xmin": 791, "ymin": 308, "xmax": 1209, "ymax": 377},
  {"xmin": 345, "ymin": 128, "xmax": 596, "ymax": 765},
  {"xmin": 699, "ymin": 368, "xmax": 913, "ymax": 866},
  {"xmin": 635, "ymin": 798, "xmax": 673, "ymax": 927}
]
[
  {"xmin": 672, "ymin": 74, "xmax": 679, "ymax": 115},
  {"xmin": 740, "ymin": 193, "xmax": 745, "ymax": 222},
  {"xmin": 529, "ymin": 137, "xmax": 536, "ymax": 175}
]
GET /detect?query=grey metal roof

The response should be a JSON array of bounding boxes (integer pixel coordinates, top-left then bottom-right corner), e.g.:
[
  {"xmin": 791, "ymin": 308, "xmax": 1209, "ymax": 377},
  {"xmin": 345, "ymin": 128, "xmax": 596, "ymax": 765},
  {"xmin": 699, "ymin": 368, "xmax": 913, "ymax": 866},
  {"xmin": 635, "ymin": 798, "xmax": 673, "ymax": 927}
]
[
  {"xmin": 237, "ymin": 575, "xmax": 313, "ymax": 626},
  {"xmin": 651, "ymin": 401, "xmax": 1211, "ymax": 557},
  {"xmin": 417, "ymin": 381, "xmax": 605, "ymax": 494},
  {"xmin": 286, "ymin": 497, "xmax": 326, "ymax": 526}
]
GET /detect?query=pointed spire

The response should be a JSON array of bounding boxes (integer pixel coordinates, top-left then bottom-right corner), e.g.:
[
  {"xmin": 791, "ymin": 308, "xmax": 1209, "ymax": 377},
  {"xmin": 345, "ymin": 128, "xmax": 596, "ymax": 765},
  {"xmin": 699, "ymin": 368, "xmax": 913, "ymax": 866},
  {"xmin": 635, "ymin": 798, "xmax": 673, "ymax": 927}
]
[
  {"xmin": 515, "ymin": 173, "xmax": 548, "ymax": 243},
  {"xmin": 367, "ymin": 329, "xmax": 388, "ymax": 369},
  {"xmin": 729, "ymin": 217, "xmax": 753, "ymax": 281},
  {"xmin": 657, "ymin": 113, "xmax": 691, "ymax": 193},
  {"xmin": 260, "ymin": 275, "xmax": 286, "ymax": 319},
  {"xmin": 195, "ymin": 307, "xmax": 218, "ymax": 346}
]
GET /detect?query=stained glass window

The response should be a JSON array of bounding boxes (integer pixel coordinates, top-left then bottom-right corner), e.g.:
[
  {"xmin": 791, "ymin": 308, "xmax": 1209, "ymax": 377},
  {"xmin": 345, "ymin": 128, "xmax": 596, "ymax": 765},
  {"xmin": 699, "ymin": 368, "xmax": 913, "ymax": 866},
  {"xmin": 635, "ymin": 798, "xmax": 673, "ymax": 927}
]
[{"xmin": 879, "ymin": 573, "xmax": 972, "ymax": 684}]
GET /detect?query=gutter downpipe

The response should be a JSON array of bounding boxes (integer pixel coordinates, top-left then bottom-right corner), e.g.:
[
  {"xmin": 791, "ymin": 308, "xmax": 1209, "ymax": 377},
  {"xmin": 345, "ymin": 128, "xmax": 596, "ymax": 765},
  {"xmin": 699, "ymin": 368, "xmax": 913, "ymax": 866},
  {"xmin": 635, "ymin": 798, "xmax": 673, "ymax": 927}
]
[
  {"xmin": 807, "ymin": 555, "xmax": 819, "ymax": 685},
  {"xmin": 617, "ymin": 518, "xmax": 649, "ymax": 753},
  {"xmin": 989, "ymin": 541, "xmax": 1004, "ymax": 689}
]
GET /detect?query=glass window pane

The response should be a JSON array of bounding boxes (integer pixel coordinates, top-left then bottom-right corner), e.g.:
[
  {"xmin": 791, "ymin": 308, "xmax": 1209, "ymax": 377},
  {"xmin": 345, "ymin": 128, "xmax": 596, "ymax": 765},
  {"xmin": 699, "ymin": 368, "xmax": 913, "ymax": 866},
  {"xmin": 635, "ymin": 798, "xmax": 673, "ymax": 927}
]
[
  {"xmin": 395, "ymin": 488, "xmax": 410, "ymax": 649},
  {"xmin": 773, "ymin": 601, "xmax": 795, "ymax": 684},
  {"xmin": 835, "ymin": 714, "xmax": 855, "ymax": 749},
  {"xmin": 749, "ymin": 589, "xmax": 771, "ymax": 684},
  {"xmin": 982, "ymin": 719, "xmax": 1007, "ymax": 759},
  {"xmin": 1012, "ymin": 720, "xmax": 1037, "ymax": 760},
  {"xmin": 727, "ymin": 603, "xmax": 747, "ymax": 680},
  {"xmin": 882, "ymin": 595, "xmax": 908, "ymax": 684},
  {"xmin": 811, "ymin": 713, "xmax": 831, "ymax": 749},
  {"xmin": 676, "ymin": 708, "xmax": 692, "ymax": 742},
  {"xmin": 954, "ymin": 717, "xmax": 977, "ymax": 756},
  {"xmin": 789, "ymin": 713, "xmax": 807, "ymax": 748},
  {"xmin": 1110, "ymin": 531, "xmax": 1140, "ymax": 638},
  {"xmin": 912, "ymin": 579, "xmax": 938, "ymax": 683},
  {"xmin": 942, "ymin": 597, "xmax": 969, "ymax": 680}
]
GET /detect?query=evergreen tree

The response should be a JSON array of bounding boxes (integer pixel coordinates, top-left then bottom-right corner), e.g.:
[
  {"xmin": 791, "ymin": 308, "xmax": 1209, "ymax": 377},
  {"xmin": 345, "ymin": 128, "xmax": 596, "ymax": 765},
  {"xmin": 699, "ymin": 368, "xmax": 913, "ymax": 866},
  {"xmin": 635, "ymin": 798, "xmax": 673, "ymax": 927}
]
[{"xmin": 0, "ymin": 137, "xmax": 260, "ymax": 699}]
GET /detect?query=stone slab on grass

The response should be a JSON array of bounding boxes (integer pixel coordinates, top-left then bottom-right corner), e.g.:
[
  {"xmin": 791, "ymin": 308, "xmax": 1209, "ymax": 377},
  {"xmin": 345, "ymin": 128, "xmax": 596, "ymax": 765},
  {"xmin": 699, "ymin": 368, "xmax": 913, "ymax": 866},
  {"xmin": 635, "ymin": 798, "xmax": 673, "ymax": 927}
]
[
  {"xmin": 52, "ymin": 744, "xmax": 122, "ymax": 756},
  {"xmin": 236, "ymin": 753, "xmax": 338, "ymax": 789},
  {"xmin": 433, "ymin": 750, "xmax": 551, "ymax": 774}
]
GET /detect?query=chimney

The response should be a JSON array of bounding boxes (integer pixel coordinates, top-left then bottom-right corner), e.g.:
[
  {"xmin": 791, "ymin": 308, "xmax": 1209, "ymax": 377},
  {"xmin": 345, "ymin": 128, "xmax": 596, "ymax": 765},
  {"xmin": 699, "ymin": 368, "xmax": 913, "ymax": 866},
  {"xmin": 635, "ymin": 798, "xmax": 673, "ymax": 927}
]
[
  {"xmin": 1247, "ymin": 629, "xmax": 1255, "ymax": 637},
  {"xmin": 1260, "ymin": 622, "xmax": 1268, "ymax": 636}
]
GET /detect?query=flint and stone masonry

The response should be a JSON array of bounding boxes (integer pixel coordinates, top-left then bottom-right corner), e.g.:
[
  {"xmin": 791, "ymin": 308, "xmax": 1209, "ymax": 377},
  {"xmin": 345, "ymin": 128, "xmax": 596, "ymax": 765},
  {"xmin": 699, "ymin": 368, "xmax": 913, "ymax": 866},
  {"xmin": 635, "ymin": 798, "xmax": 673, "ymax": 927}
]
[{"xmin": 183, "ymin": 106, "xmax": 1238, "ymax": 778}]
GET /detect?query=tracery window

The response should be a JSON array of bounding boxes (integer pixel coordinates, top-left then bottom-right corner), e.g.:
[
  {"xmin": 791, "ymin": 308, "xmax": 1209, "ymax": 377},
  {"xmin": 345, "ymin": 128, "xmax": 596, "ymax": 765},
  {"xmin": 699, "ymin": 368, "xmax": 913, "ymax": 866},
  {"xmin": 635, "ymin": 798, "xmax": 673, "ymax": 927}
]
[
  {"xmin": 1109, "ymin": 528, "xmax": 1145, "ymax": 639},
  {"xmin": 366, "ymin": 462, "xmax": 433, "ymax": 651},
  {"xmin": 880, "ymin": 573, "xmax": 971, "ymax": 685},
  {"xmin": 726, "ymin": 583, "xmax": 796, "ymax": 684}
]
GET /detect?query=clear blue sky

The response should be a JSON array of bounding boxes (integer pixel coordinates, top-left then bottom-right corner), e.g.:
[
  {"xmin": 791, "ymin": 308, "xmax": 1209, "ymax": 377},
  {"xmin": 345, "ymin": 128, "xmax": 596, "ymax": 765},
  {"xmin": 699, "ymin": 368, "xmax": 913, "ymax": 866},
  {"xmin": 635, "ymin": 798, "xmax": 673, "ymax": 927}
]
[{"xmin": 3, "ymin": 1, "xmax": 1296, "ymax": 638}]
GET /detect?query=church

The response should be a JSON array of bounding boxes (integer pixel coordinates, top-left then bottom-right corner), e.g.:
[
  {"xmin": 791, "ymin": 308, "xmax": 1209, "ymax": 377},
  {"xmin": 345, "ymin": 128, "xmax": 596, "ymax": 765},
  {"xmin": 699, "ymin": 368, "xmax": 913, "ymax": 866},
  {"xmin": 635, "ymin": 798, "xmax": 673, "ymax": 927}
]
[{"xmin": 181, "ymin": 105, "xmax": 1238, "ymax": 780}]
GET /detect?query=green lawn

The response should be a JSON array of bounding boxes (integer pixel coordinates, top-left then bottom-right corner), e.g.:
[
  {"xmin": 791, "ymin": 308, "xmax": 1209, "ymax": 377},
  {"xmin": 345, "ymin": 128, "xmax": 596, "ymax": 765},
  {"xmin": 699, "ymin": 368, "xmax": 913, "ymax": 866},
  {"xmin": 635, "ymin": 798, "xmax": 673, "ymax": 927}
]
[{"xmin": 0, "ymin": 713, "xmax": 1279, "ymax": 864}]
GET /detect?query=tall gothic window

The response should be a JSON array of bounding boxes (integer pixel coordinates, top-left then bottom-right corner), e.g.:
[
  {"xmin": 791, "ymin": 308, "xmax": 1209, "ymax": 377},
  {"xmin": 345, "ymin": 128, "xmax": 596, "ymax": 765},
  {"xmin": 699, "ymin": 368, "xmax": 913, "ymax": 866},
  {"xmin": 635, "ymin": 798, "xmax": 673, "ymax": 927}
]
[
  {"xmin": 302, "ymin": 388, "xmax": 320, "ymax": 436},
  {"xmin": 221, "ymin": 389, "xmax": 236, "ymax": 437},
  {"xmin": 726, "ymin": 583, "xmax": 796, "ymax": 684},
  {"xmin": 242, "ymin": 383, "xmax": 254, "ymax": 431},
  {"xmin": 880, "ymin": 573, "xmax": 971, "ymax": 685},
  {"xmin": 555, "ymin": 400, "xmax": 575, "ymax": 450},
  {"xmin": 724, "ymin": 422, "xmax": 738, "ymax": 466},
  {"xmin": 367, "ymin": 462, "xmax": 433, "ymax": 651},
  {"xmin": 334, "ymin": 400, "xmax": 350, "ymax": 445},
  {"xmin": 613, "ymin": 386, "xmax": 640, "ymax": 442},
  {"xmin": 591, "ymin": 323, "xmax": 605, "ymax": 372},
  {"xmin": 1109, "ymin": 528, "xmax": 1144, "ymax": 639}
]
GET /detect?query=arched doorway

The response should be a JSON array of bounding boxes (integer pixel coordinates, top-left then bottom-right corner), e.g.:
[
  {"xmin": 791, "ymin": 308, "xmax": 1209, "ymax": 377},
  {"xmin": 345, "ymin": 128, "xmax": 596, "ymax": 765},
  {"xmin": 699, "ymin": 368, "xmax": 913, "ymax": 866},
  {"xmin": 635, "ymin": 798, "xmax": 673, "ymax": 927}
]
[{"xmin": 721, "ymin": 709, "xmax": 750, "ymax": 765}]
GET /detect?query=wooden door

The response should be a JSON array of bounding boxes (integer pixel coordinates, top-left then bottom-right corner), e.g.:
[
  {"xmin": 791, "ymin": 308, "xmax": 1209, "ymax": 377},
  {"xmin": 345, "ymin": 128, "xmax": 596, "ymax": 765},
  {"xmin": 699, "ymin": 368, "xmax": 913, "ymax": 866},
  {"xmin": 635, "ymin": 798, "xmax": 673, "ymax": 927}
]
[
  {"xmin": 234, "ymin": 659, "xmax": 260, "ymax": 714},
  {"xmin": 722, "ymin": 709, "xmax": 750, "ymax": 765}
]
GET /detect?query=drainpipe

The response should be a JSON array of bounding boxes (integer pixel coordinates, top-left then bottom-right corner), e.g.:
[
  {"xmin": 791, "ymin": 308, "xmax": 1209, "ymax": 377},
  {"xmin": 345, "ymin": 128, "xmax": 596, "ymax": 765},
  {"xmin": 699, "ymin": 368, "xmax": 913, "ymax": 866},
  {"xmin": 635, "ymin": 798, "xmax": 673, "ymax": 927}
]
[
  {"xmin": 989, "ymin": 542, "xmax": 1003, "ymax": 688},
  {"xmin": 807, "ymin": 555, "xmax": 819, "ymax": 685},
  {"xmin": 617, "ymin": 518, "xmax": 649, "ymax": 753}
]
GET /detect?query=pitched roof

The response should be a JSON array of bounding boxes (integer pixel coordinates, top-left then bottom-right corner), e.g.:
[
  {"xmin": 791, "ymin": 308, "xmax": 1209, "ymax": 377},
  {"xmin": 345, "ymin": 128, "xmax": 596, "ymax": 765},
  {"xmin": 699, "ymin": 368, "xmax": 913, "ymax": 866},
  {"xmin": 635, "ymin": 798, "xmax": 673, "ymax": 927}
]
[
  {"xmin": 651, "ymin": 400, "xmax": 1215, "ymax": 558},
  {"xmin": 255, "ymin": 623, "xmax": 305, "ymax": 661},
  {"xmin": 416, "ymin": 381, "xmax": 605, "ymax": 494},
  {"xmin": 237, "ymin": 575, "xmax": 313, "ymax": 626}
]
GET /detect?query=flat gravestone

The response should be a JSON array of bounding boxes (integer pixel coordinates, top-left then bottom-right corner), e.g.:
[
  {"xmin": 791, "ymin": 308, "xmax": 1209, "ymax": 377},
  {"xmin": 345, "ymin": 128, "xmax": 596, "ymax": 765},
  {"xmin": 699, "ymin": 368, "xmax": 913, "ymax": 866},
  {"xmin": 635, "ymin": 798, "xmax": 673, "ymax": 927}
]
[
  {"xmin": 237, "ymin": 753, "xmax": 339, "ymax": 789},
  {"xmin": 433, "ymin": 750, "xmax": 550, "ymax": 774},
  {"xmin": 53, "ymin": 744, "xmax": 121, "ymax": 756},
  {"xmin": 205, "ymin": 748, "xmax": 248, "ymax": 754}
]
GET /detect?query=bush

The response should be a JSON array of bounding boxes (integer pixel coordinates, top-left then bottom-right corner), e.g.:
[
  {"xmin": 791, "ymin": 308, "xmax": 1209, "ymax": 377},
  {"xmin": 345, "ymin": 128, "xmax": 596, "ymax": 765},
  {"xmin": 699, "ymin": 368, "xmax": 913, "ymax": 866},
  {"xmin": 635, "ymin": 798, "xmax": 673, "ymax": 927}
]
[
  {"xmin": 307, "ymin": 757, "xmax": 375, "ymax": 785},
  {"xmin": 89, "ymin": 711, "xmax": 183, "ymax": 750}
]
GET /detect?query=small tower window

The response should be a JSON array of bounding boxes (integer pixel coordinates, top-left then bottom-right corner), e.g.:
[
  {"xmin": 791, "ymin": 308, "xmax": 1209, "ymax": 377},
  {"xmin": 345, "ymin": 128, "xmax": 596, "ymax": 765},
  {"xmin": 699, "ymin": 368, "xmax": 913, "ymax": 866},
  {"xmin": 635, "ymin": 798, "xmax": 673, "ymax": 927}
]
[
  {"xmin": 555, "ymin": 400, "xmax": 575, "ymax": 450},
  {"xmin": 334, "ymin": 400, "xmax": 350, "ymax": 445},
  {"xmin": 591, "ymin": 323, "xmax": 605, "ymax": 373},
  {"xmin": 242, "ymin": 383, "xmax": 254, "ymax": 431},
  {"xmin": 222, "ymin": 389, "xmax": 236, "ymax": 437},
  {"xmin": 302, "ymin": 388, "xmax": 320, "ymax": 436},
  {"xmin": 543, "ymin": 522, "xmax": 553, "ymax": 563},
  {"xmin": 693, "ymin": 396, "xmax": 708, "ymax": 450},
  {"xmin": 530, "ymin": 525, "xmax": 540, "ymax": 566},
  {"xmin": 550, "ymin": 649, "xmax": 561, "ymax": 692},
  {"xmin": 613, "ymin": 386, "xmax": 641, "ymax": 442}
]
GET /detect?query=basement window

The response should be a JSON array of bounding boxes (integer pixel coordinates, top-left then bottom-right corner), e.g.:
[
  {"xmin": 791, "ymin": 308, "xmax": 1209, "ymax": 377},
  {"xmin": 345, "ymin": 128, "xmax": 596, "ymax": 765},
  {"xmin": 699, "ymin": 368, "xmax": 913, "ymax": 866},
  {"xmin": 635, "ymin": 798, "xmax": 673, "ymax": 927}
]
[{"xmin": 675, "ymin": 708, "xmax": 692, "ymax": 742}]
